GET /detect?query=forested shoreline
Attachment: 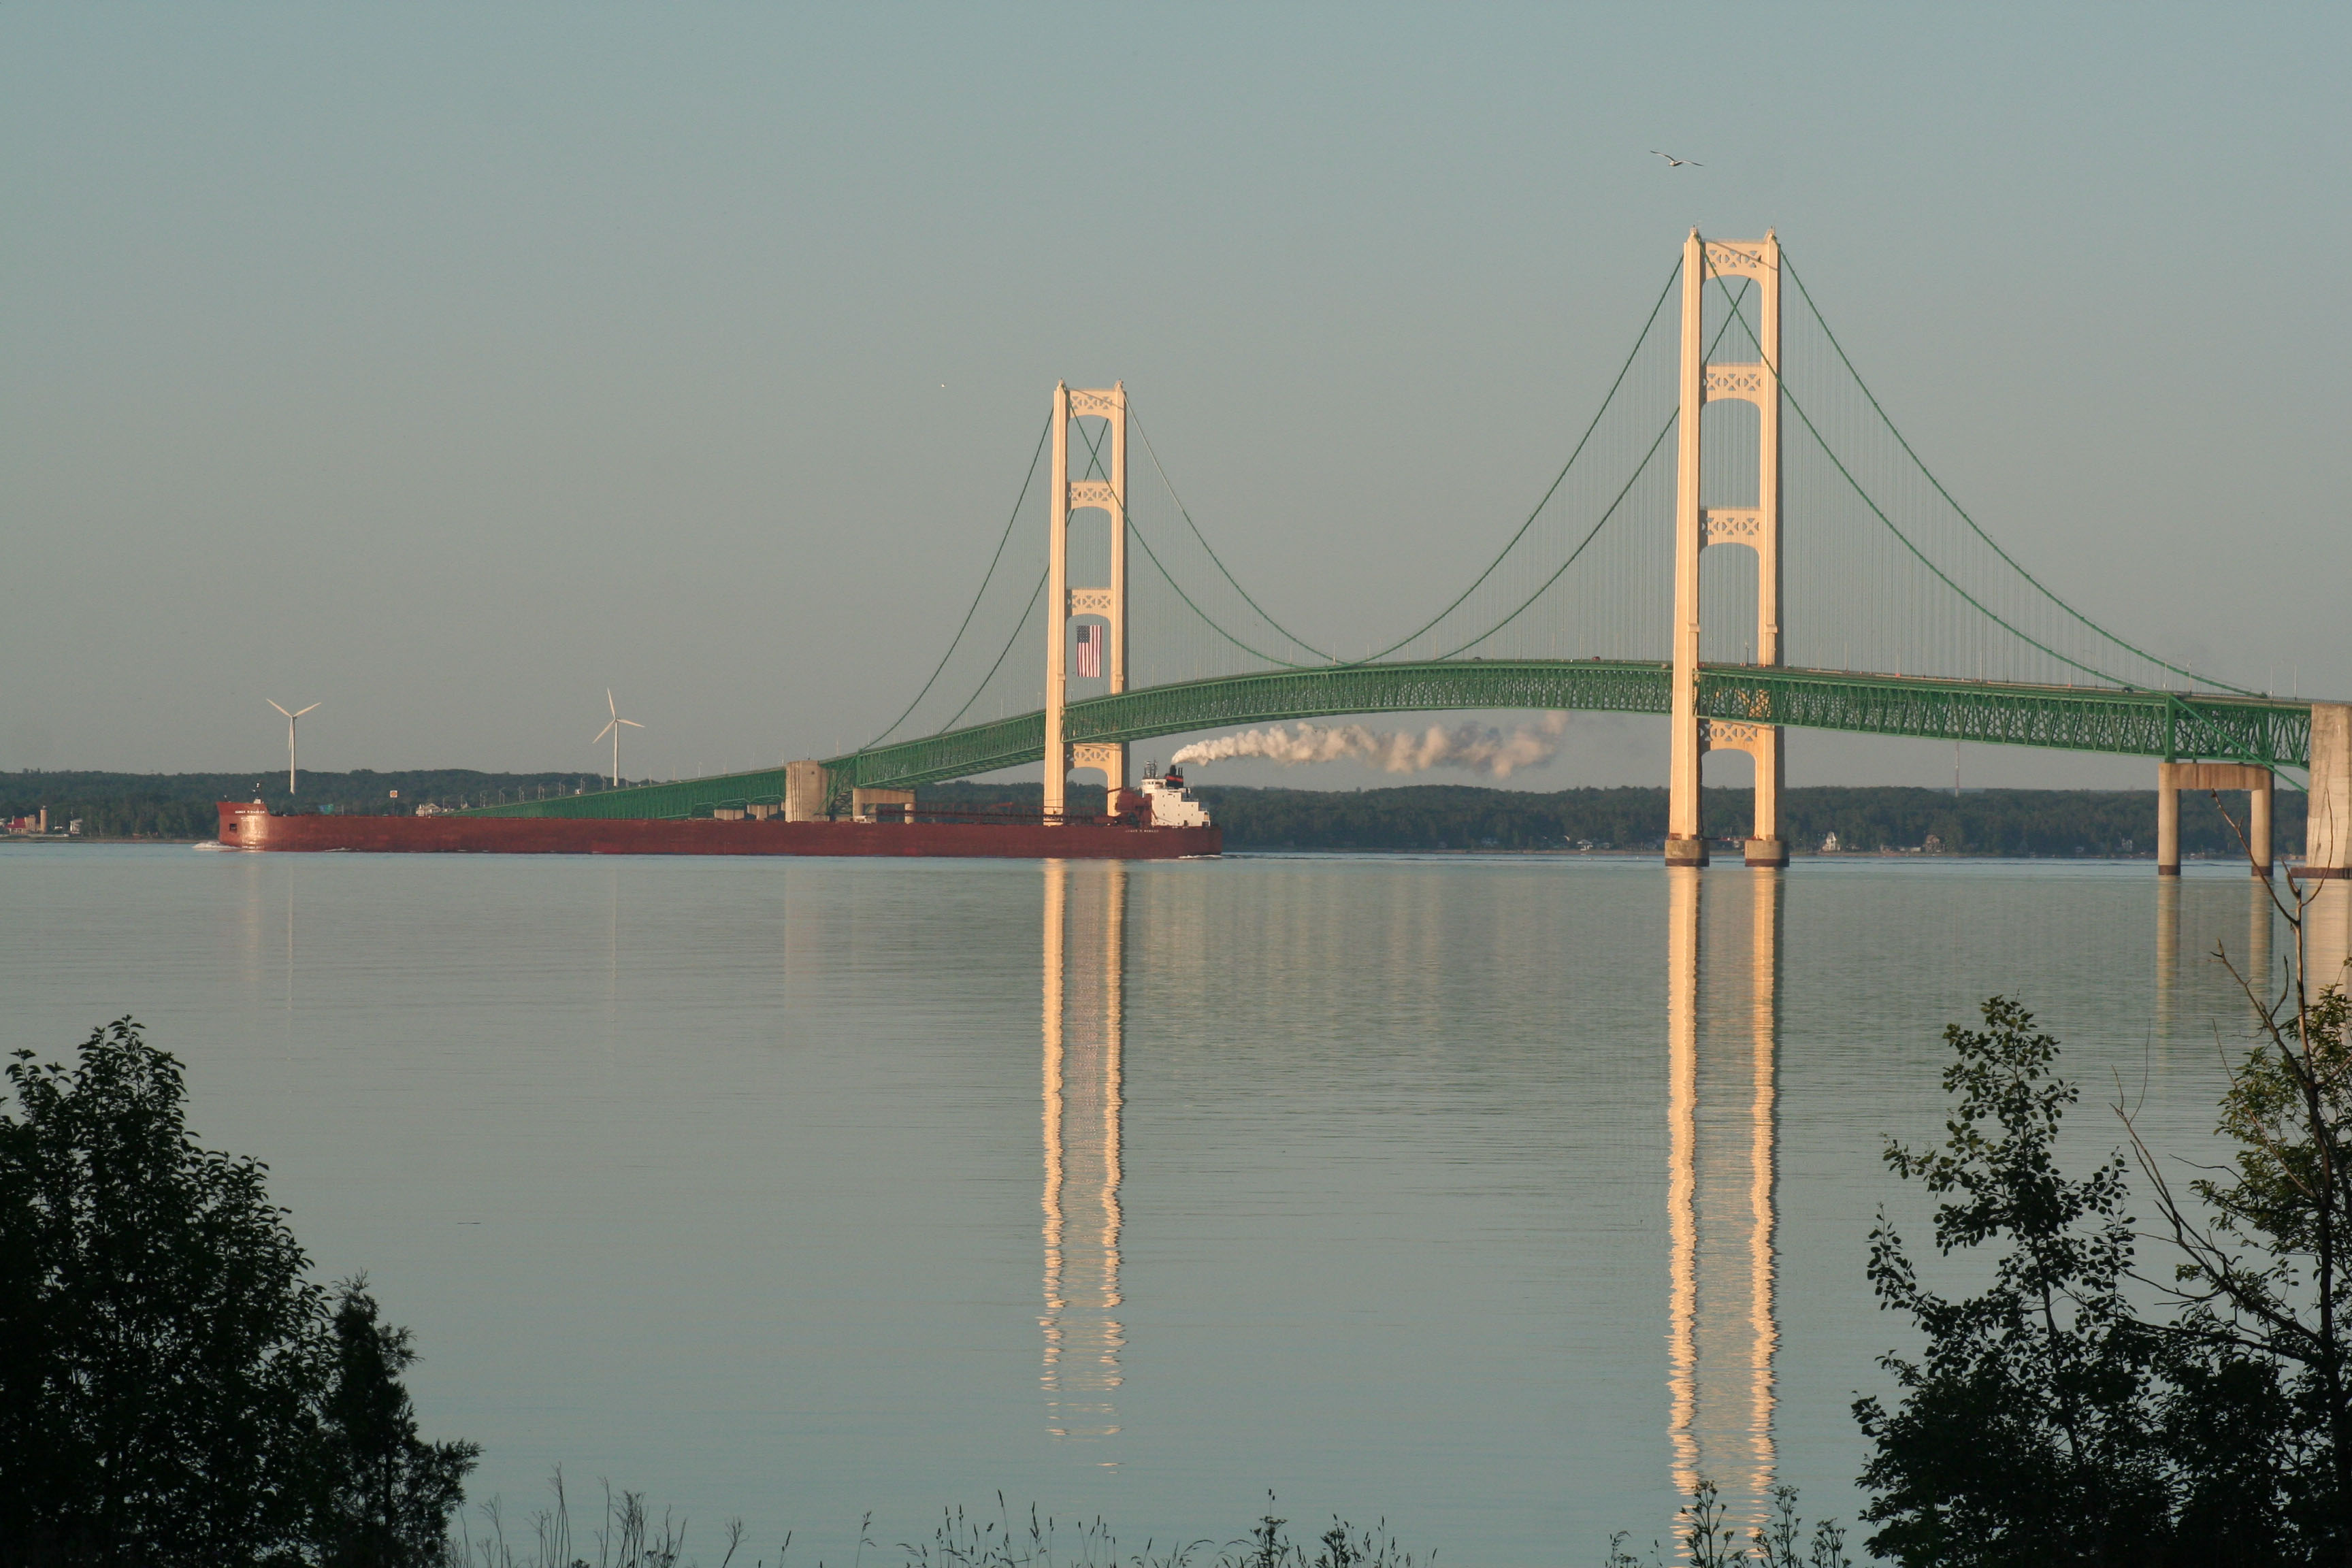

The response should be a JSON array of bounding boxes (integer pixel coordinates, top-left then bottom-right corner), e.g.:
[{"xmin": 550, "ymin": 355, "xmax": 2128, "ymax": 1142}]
[
  {"xmin": 6, "ymin": 770, "xmax": 2299, "ymax": 858},
  {"xmin": 0, "ymin": 770, "xmax": 624, "ymax": 840},
  {"xmin": 928, "ymin": 779, "xmax": 2296, "ymax": 857}
]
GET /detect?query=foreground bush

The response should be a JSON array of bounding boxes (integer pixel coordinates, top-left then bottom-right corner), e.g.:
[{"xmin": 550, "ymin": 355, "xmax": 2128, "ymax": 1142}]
[
  {"xmin": 1854, "ymin": 975, "xmax": 2352, "ymax": 1563},
  {"xmin": 0, "ymin": 1017, "xmax": 475, "ymax": 1567}
]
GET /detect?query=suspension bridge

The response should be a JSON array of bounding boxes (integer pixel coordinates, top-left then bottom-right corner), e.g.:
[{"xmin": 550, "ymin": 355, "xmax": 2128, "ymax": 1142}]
[{"xmin": 472, "ymin": 230, "xmax": 2341, "ymax": 877}]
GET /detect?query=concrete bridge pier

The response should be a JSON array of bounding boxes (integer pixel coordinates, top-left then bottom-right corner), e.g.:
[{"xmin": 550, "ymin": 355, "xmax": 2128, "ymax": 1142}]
[
  {"xmin": 2155, "ymin": 761, "xmax": 2276, "ymax": 877},
  {"xmin": 2296, "ymin": 704, "xmax": 2352, "ymax": 992},
  {"xmin": 1664, "ymin": 829, "xmax": 1710, "ymax": 868},
  {"xmin": 1688, "ymin": 721, "xmax": 1788, "ymax": 867},
  {"xmin": 1741, "ymin": 727, "xmax": 1788, "ymax": 868}
]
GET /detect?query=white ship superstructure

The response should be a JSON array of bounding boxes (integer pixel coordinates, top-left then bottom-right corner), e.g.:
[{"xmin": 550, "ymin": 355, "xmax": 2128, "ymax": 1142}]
[{"xmin": 1139, "ymin": 768, "xmax": 1211, "ymax": 829}]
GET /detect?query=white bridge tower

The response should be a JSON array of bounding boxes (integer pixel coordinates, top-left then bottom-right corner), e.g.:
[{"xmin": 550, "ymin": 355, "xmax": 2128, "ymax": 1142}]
[
  {"xmin": 1668, "ymin": 232, "xmax": 1787, "ymax": 868},
  {"xmin": 1043, "ymin": 382, "xmax": 1130, "ymax": 821}
]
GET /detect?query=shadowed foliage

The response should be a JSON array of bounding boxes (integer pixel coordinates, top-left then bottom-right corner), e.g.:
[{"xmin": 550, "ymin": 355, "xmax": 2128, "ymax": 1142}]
[
  {"xmin": 0, "ymin": 1018, "xmax": 474, "ymax": 1567},
  {"xmin": 924, "ymin": 779, "xmax": 2298, "ymax": 856},
  {"xmin": 1855, "ymin": 985, "xmax": 2352, "ymax": 1565},
  {"xmin": 315, "ymin": 1280, "xmax": 480, "ymax": 1566}
]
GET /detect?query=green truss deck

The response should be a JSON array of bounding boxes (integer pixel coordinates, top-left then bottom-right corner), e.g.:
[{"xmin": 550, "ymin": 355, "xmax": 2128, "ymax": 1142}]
[{"xmin": 461, "ymin": 661, "xmax": 2315, "ymax": 821}]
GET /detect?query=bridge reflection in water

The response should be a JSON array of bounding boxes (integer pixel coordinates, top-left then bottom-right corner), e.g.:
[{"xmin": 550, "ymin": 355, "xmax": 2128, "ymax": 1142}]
[
  {"xmin": 1666, "ymin": 865, "xmax": 1782, "ymax": 1522},
  {"xmin": 1039, "ymin": 859, "xmax": 1128, "ymax": 1449},
  {"xmin": 2152, "ymin": 875, "xmax": 2348, "ymax": 1051},
  {"xmin": 1024, "ymin": 859, "xmax": 2342, "ymax": 1501}
]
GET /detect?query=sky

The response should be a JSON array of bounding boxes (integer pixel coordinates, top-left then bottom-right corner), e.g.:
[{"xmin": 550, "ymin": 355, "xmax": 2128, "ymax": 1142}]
[{"xmin": 4, "ymin": 3, "xmax": 2347, "ymax": 791}]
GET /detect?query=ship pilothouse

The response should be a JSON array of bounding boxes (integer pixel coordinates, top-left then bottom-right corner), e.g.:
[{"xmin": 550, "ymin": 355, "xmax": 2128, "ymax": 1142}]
[{"xmin": 1135, "ymin": 764, "xmax": 1211, "ymax": 829}]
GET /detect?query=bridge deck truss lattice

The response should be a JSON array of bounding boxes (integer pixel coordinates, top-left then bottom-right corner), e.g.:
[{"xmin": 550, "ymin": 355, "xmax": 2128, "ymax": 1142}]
[{"xmin": 461, "ymin": 661, "xmax": 2313, "ymax": 820}]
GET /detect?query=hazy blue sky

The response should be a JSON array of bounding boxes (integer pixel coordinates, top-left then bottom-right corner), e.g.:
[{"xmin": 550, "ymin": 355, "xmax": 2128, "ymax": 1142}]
[{"xmin": 5, "ymin": 4, "xmax": 2346, "ymax": 789}]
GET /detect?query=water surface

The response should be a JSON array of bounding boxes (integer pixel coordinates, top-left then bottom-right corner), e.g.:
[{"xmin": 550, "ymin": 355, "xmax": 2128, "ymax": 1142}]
[{"xmin": 0, "ymin": 847, "xmax": 2281, "ymax": 1561}]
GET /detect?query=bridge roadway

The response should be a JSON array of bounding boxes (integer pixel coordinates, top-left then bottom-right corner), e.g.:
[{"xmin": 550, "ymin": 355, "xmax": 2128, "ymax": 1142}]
[{"xmin": 465, "ymin": 660, "xmax": 2315, "ymax": 821}]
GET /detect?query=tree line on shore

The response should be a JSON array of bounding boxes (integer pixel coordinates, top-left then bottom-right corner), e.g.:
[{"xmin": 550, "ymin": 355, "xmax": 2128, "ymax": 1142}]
[
  {"xmin": 0, "ymin": 770, "xmax": 623, "ymax": 840},
  {"xmin": 930, "ymin": 779, "xmax": 2302, "ymax": 858},
  {"xmin": 10, "ymin": 772, "xmax": 2303, "ymax": 857}
]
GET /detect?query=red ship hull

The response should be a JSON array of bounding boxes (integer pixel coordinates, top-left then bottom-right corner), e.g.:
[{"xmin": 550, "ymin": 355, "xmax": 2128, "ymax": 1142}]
[{"xmin": 216, "ymin": 802, "xmax": 1219, "ymax": 859}]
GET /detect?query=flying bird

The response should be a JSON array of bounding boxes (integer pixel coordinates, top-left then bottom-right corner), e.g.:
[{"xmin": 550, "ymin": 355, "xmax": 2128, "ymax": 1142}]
[{"xmin": 1650, "ymin": 150, "xmax": 1703, "ymax": 167}]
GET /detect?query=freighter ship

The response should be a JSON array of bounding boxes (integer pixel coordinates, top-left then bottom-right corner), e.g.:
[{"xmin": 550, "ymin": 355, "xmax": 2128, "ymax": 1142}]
[{"xmin": 214, "ymin": 768, "xmax": 1218, "ymax": 860}]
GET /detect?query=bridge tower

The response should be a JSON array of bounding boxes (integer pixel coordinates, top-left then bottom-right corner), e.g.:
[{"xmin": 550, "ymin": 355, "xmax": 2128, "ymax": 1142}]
[
  {"xmin": 1668, "ymin": 232, "xmax": 1787, "ymax": 868},
  {"xmin": 1043, "ymin": 382, "xmax": 1130, "ymax": 822}
]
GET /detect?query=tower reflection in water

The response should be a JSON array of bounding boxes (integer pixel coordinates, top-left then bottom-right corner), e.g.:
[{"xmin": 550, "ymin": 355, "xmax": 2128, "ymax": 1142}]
[
  {"xmin": 1666, "ymin": 866, "xmax": 1782, "ymax": 1520},
  {"xmin": 1040, "ymin": 859, "xmax": 1127, "ymax": 1448},
  {"xmin": 2154, "ymin": 875, "xmax": 2300, "ymax": 1050}
]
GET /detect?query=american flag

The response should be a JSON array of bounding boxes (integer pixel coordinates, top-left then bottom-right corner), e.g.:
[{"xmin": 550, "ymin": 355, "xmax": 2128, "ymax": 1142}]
[{"xmin": 1074, "ymin": 623, "xmax": 1102, "ymax": 679}]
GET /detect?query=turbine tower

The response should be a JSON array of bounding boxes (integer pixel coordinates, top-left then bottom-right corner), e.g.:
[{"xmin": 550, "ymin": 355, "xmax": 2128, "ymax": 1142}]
[
  {"xmin": 267, "ymin": 700, "xmax": 320, "ymax": 794},
  {"xmin": 594, "ymin": 689, "xmax": 643, "ymax": 787}
]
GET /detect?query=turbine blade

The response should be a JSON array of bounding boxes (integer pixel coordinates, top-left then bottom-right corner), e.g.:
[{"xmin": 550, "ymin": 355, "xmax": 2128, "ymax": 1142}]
[
  {"xmin": 594, "ymin": 721, "xmax": 617, "ymax": 743},
  {"xmin": 619, "ymin": 719, "xmax": 643, "ymax": 728},
  {"xmin": 295, "ymin": 703, "xmax": 321, "ymax": 717},
  {"xmin": 269, "ymin": 700, "xmax": 291, "ymax": 717},
  {"xmin": 608, "ymin": 689, "xmax": 618, "ymax": 717}
]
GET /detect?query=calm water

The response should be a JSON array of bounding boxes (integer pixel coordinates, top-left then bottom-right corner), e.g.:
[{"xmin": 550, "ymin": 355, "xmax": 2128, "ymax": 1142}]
[{"xmin": 0, "ymin": 846, "xmax": 2287, "ymax": 1561}]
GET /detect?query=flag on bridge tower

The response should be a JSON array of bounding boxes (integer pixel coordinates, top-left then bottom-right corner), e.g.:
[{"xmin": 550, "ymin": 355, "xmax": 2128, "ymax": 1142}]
[{"xmin": 1075, "ymin": 622, "xmax": 1102, "ymax": 679}]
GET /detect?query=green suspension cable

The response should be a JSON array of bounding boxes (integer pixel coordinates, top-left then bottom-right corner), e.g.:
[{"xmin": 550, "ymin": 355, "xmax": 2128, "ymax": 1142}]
[
  {"xmin": 864, "ymin": 408, "xmax": 1054, "ymax": 747},
  {"xmin": 1346, "ymin": 259, "xmax": 1684, "ymax": 666},
  {"xmin": 1124, "ymin": 508, "xmax": 1328, "ymax": 670},
  {"xmin": 905, "ymin": 407, "xmax": 1115, "ymax": 748},
  {"xmin": 1436, "ymin": 409, "xmax": 1678, "ymax": 660},
  {"xmin": 951, "ymin": 262, "xmax": 1688, "ymax": 685},
  {"xmin": 1067, "ymin": 399, "xmax": 1329, "ymax": 670},
  {"xmin": 1705, "ymin": 250, "xmax": 2139, "ymax": 689},
  {"xmin": 1427, "ymin": 277, "xmax": 1754, "ymax": 659},
  {"xmin": 1780, "ymin": 253, "xmax": 2253, "ymax": 697},
  {"xmin": 1127, "ymin": 402, "xmax": 1337, "ymax": 662},
  {"xmin": 1095, "ymin": 263, "xmax": 1687, "ymax": 674},
  {"xmin": 928, "ymin": 564, "xmax": 1050, "ymax": 738}
]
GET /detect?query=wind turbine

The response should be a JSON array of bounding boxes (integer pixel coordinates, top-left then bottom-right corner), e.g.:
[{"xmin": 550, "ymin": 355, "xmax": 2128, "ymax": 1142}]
[
  {"xmin": 594, "ymin": 689, "xmax": 643, "ymax": 787},
  {"xmin": 267, "ymin": 700, "xmax": 320, "ymax": 794}
]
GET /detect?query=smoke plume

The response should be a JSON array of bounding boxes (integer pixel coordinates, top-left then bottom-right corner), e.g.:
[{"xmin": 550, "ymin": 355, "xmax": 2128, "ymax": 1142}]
[{"xmin": 1171, "ymin": 712, "xmax": 1569, "ymax": 779}]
